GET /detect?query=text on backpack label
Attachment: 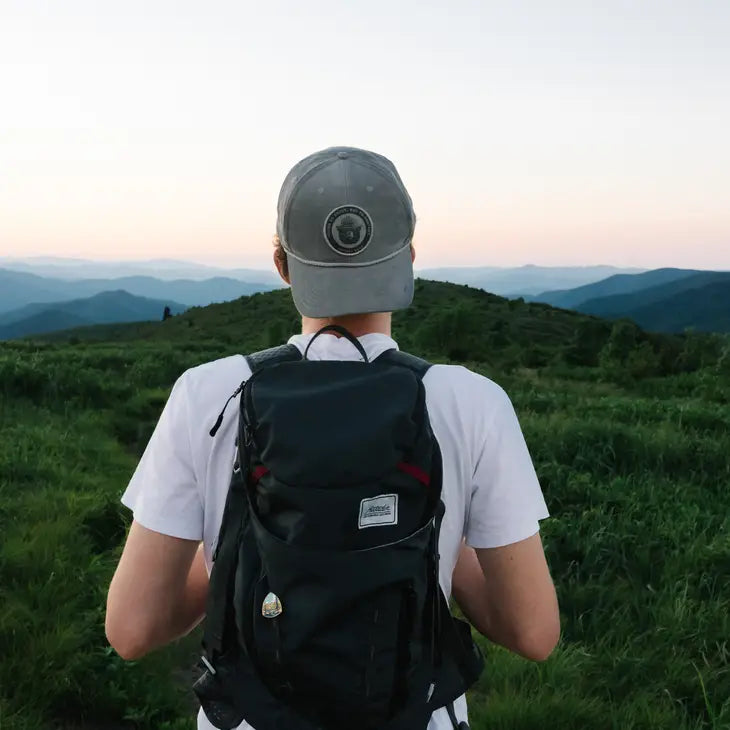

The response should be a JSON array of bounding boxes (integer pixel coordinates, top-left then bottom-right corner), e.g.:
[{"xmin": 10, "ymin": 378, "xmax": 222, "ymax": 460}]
[{"xmin": 358, "ymin": 494, "xmax": 398, "ymax": 529}]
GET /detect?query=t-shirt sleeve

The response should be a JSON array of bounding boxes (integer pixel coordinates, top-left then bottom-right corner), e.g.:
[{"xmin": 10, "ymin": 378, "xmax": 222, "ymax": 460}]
[
  {"xmin": 121, "ymin": 371, "xmax": 204, "ymax": 541},
  {"xmin": 466, "ymin": 383, "xmax": 549, "ymax": 549}
]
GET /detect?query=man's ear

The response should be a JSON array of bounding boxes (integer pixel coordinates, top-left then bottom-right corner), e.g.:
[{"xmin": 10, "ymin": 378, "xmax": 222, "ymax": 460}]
[
  {"xmin": 410, "ymin": 244, "xmax": 416, "ymax": 264},
  {"xmin": 273, "ymin": 249, "xmax": 291, "ymax": 284}
]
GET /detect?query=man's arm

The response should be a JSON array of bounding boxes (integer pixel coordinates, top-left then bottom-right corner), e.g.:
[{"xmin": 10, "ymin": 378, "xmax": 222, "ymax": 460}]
[
  {"xmin": 105, "ymin": 521, "xmax": 209, "ymax": 660},
  {"xmin": 451, "ymin": 533, "xmax": 560, "ymax": 661}
]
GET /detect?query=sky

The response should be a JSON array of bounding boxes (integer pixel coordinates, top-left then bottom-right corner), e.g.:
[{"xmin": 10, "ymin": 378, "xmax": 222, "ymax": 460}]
[{"xmin": 0, "ymin": 0, "xmax": 728, "ymax": 270}]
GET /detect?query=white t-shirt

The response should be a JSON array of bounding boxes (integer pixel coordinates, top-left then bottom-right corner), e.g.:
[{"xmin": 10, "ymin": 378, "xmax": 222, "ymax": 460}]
[{"xmin": 122, "ymin": 333, "xmax": 549, "ymax": 730}]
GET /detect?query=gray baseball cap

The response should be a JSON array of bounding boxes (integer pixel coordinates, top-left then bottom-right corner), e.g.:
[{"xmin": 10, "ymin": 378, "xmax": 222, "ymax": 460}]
[{"xmin": 276, "ymin": 146, "xmax": 416, "ymax": 318}]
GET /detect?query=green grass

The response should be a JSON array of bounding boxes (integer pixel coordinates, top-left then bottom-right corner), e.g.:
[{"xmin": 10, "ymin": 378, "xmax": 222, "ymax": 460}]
[{"xmin": 1, "ymin": 281, "xmax": 728, "ymax": 729}]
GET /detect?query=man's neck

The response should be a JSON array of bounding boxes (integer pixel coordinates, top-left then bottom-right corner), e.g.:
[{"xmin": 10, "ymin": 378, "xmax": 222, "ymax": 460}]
[{"xmin": 301, "ymin": 312, "xmax": 392, "ymax": 338}]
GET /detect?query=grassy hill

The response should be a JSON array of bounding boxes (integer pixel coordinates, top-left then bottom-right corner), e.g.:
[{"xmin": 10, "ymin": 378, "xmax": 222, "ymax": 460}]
[
  {"xmin": 35, "ymin": 279, "xmax": 724, "ymax": 378},
  {"xmin": 1, "ymin": 280, "xmax": 729, "ymax": 729},
  {"xmin": 0, "ymin": 290, "xmax": 188, "ymax": 340}
]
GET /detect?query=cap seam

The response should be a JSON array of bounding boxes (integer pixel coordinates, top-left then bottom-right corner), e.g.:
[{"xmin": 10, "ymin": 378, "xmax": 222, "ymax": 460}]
[
  {"xmin": 280, "ymin": 157, "xmax": 339, "ymax": 246},
  {"xmin": 338, "ymin": 157, "xmax": 414, "ymax": 225}
]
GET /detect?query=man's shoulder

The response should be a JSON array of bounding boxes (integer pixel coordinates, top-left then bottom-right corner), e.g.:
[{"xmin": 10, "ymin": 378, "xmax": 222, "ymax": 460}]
[
  {"xmin": 182, "ymin": 353, "xmax": 248, "ymax": 381},
  {"xmin": 177, "ymin": 354, "xmax": 250, "ymax": 404},
  {"xmin": 422, "ymin": 362, "xmax": 510, "ymax": 408}
]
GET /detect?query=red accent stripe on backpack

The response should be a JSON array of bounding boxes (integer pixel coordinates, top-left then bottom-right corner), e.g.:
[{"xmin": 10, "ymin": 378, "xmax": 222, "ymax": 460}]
[
  {"xmin": 250, "ymin": 466, "xmax": 269, "ymax": 484},
  {"xmin": 397, "ymin": 462, "xmax": 430, "ymax": 486}
]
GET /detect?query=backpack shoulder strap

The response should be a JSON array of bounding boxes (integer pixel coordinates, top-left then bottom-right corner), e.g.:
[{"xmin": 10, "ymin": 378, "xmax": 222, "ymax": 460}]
[
  {"xmin": 245, "ymin": 343, "xmax": 302, "ymax": 373},
  {"xmin": 202, "ymin": 343, "xmax": 301, "ymax": 656},
  {"xmin": 376, "ymin": 348, "xmax": 432, "ymax": 379}
]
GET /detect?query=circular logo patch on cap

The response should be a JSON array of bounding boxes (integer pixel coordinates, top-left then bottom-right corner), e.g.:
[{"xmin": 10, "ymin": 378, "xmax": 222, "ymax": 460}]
[{"xmin": 324, "ymin": 206, "xmax": 373, "ymax": 256}]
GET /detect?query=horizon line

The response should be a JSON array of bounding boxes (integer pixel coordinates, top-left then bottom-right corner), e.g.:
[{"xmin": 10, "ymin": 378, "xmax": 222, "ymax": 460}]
[{"xmin": 2, "ymin": 256, "xmax": 728, "ymax": 273}]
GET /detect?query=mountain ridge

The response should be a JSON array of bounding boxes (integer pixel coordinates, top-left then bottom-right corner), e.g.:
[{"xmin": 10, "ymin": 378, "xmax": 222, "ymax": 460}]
[
  {"xmin": 0, "ymin": 268, "xmax": 280, "ymax": 314},
  {"xmin": 0, "ymin": 290, "xmax": 188, "ymax": 340},
  {"xmin": 0, "ymin": 257, "xmax": 281, "ymax": 283},
  {"xmin": 577, "ymin": 271, "xmax": 730, "ymax": 317},
  {"xmin": 417, "ymin": 265, "xmax": 645, "ymax": 296},
  {"xmin": 530, "ymin": 268, "xmax": 703, "ymax": 308},
  {"xmin": 28, "ymin": 278, "xmax": 688, "ymax": 373},
  {"xmin": 3, "ymin": 258, "xmax": 646, "ymax": 297},
  {"xmin": 599, "ymin": 280, "xmax": 730, "ymax": 333}
]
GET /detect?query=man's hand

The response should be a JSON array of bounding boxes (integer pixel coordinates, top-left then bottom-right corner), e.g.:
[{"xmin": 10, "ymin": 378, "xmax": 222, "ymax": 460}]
[{"xmin": 105, "ymin": 521, "xmax": 209, "ymax": 660}]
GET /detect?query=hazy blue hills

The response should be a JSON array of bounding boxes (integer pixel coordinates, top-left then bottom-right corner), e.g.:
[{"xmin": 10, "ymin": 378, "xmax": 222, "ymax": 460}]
[
  {"xmin": 525, "ymin": 269, "xmax": 730, "ymax": 333},
  {"xmin": 0, "ymin": 257, "xmax": 281, "ymax": 283},
  {"xmin": 577, "ymin": 271, "xmax": 729, "ymax": 316},
  {"xmin": 0, "ymin": 290, "xmax": 187, "ymax": 340},
  {"xmin": 593, "ymin": 280, "xmax": 730, "ymax": 334},
  {"xmin": 0, "ymin": 310, "xmax": 92, "ymax": 340},
  {"xmin": 3, "ymin": 259, "xmax": 726, "ymax": 334},
  {"xmin": 0, "ymin": 268, "xmax": 280, "ymax": 313},
  {"xmin": 83, "ymin": 275, "xmax": 280, "ymax": 307},
  {"xmin": 531, "ymin": 268, "xmax": 703, "ymax": 308},
  {"xmin": 573, "ymin": 272, "xmax": 730, "ymax": 333},
  {"xmin": 418, "ymin": 265, "xmax": 644, "ymax": 296},
  {"xmin": 3, "ymin": 258, "xmax": 642, "ymax": 296}
]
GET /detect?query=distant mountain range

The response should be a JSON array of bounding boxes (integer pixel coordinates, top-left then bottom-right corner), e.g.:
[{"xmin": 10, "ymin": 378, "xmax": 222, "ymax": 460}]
[
  {"xmin": 530, "ymin": 268, "xmax": 702, "ymax": 309},
  {"xmin": 0, "ymin": 268, "xmax": 280, "ymax": 314},
  {"xmin": 417, "ymin": 265, "xmax": 645, "ymax": 296},
  {"xmin": 600, "ymin": 280, "xmax": 729, "ymax": 333},
  {"xmin": 0, "ymin": 290, "xmax": 187, "ymax": 340},
  {"xmin": 3, "ymin": 258, "xmax": 642, "ymax": 297},
  {"xmin": 530, "ymin": 268, "xmax": 729, "ymax": 333},
  {"xmin": 1, "ymin": 258, "xmax": 726, "ymax": 335},
  {"xmin": 575, "ymin": 270, "xmax": 727, "ymax": 315},
  {"xmin": 0, "ymin": 257, "xmax": 281, "ymax": 284}
]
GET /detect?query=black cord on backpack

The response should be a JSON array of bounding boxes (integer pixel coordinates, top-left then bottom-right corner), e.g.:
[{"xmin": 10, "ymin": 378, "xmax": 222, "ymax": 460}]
[
  {"xmin": 209, "ymin": 383, "xmax": 244, "ymax": 437},
  {"xmin": 303, "ymin": 324, "xmax": 369, "ymax": 362},
  {"xmin": 445, "ymin": 701, "xmax": 469, "ymax": 730}
]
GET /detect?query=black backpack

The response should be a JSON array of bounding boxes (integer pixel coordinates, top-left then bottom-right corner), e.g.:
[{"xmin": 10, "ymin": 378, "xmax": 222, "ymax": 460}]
[{"xmin": 194, "ymin": 326, "xmax": 484, "ymax": 730}]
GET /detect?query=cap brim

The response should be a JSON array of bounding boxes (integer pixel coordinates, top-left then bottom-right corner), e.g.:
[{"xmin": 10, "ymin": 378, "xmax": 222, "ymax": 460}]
[{"xmin": 287, "ymin": 245, "xmax": 414, "ymax": 318}]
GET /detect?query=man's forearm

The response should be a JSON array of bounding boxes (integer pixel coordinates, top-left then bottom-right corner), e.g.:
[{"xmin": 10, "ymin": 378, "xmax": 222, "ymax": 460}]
[
  {"xmin": 171, "ymin": 544, "xmax": 209, "ymax": 639},
  {"xmin": 136, "ymin": 545, "xmax": 209, "ymax": 656},
  {"xmin": 451, "ymin": 543, "xmax": 521, "ymax": 651},
  {"xmin": 451, "ymin": 542, "xmax": 495, "ymax": 638},
  {"xmin": 451, "ymin": 541, "xmax": 558, "ymax": 661}
]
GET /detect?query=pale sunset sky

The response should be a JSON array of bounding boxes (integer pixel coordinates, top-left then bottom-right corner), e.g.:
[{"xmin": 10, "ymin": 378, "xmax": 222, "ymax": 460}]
[{"xmin": 1, "ymin": 0, "xmax": 728, "ymax": 270}]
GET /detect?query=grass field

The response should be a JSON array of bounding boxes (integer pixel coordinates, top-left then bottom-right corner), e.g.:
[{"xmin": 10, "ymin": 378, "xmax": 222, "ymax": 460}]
[{"xmin": 1, "ymin": 281, "xmax": 728, "ymax": 729}]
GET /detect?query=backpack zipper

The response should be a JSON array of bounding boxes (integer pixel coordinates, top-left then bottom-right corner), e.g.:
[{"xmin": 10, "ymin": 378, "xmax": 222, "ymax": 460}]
[
  {"xmin": 208, "ymin": 367, "xmax": 261, "ymax": 438},
  {"xmin": 209, "ymin": 382, "xmax": 244, "ymax": 437}
]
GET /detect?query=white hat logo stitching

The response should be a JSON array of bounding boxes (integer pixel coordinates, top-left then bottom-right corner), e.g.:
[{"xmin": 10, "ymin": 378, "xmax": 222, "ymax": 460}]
[{"xmin": 324, "ymin": 205, "xmax": 373, "ymax": 256}]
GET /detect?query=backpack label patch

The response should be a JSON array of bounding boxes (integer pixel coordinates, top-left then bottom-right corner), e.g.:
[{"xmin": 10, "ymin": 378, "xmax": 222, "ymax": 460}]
[{"xmin": 358, "ymin": 494, "xmax": 398, "ymax": 529}]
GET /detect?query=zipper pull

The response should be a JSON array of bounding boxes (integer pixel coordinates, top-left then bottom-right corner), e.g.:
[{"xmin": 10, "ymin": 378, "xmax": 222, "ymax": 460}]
[{"xmin": 209, "ymin": 383, "xmax": 244, "ymax": 437}]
